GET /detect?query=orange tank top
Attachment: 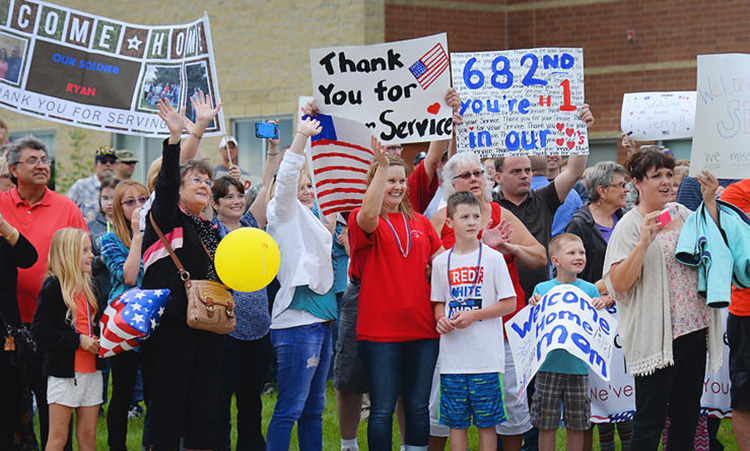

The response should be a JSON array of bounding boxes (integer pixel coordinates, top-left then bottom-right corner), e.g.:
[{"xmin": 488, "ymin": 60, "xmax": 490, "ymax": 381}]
[{"xmin": 73, "ymin": 293, "xmax": 96, "ymax": 373}]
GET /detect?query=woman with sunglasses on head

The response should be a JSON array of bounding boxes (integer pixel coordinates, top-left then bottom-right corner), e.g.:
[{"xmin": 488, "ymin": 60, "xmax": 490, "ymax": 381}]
[
  {"xmin": 210, "ymin": 132, "xmax": 281, "ymax": 451},
  {"xmin": 99, "ymin": 179, "xmax": 149, "ymax": 451},
  {"xmin": 430, "ymin": 151, "xmax": 546, "ymax": 451}
]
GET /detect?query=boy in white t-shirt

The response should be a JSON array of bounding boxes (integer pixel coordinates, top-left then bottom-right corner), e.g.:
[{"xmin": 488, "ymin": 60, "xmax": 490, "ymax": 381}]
[{"xmin": 431, "ymin": 192, "xmax": 517, "ymax": 451}]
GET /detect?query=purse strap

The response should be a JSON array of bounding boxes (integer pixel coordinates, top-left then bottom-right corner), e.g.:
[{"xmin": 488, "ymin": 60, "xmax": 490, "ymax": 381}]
[{"xmin": 149, "ymin": 212, "xmax": 191, "ymax": 283}]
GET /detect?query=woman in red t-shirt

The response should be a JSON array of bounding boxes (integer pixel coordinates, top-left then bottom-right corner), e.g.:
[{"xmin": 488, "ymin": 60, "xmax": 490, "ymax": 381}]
[
  {"xmin": 349, "ymin": 137, "xmax": 443, "ymax": 450},
  {"xmin": 430, "ymin": 151, "xmax": 546, "ymax": 451}
]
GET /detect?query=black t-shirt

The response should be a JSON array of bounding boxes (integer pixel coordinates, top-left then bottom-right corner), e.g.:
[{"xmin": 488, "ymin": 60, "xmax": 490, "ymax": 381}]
[{"xmin": 493, "ymin": 183, "xmax": 561, "ymax": 301}]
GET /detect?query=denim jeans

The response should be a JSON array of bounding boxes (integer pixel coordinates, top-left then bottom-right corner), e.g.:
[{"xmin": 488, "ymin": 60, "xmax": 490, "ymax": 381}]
[
  {"xmin": 267, "ymin": 322, "xmax": 333, "ymax": 451},
  {"xmin": 358, "ymin": 339, "xmax": 439, "ymax": 451}
]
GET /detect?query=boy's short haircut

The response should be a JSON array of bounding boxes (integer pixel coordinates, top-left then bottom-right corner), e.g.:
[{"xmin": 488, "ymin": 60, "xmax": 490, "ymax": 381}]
[
  {"xmin": 446, "ymin": 191, "xmax": 480, "ymax": 218},
  {"xmin": 548, "ymin": 233, "xmax": 584, "ymax": 258}
]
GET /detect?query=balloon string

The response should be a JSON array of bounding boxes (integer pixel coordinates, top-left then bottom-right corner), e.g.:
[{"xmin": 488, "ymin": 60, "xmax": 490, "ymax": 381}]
[{"xmin": 262, "ymin": 243, "xmax": 267, "ymax": 275}]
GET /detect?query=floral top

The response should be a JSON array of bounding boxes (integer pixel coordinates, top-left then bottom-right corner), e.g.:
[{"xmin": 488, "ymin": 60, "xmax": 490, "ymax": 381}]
[
  {"xmin": 657, "ymin": 227, "xmax": 711, "ymax": 339},
  {"xmin": 213, "ymin": 211, "xmax": 271, "ymax": 341}
]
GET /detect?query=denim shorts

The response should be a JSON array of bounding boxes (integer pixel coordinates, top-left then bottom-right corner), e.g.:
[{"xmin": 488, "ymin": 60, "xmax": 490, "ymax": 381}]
[{"xmin": 439, "ymin": 372, "xmax": 507, "ymax": 429}]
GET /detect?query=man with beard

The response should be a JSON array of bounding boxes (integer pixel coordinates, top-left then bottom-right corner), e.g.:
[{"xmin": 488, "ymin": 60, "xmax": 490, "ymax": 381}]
[{"xmin": 66, "ymin": 146, "xmax": 118, "ymax": 221}]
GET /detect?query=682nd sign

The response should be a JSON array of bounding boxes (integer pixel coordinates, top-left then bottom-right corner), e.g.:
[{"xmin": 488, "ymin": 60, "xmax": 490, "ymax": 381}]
[{"xmin": 451, "ymin": 48, "xmax": 588, "ymax": 157}]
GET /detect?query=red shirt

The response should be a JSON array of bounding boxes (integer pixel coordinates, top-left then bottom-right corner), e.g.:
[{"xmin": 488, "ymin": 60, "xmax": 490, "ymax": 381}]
[
  {"xmin": 0, "ymin": 187, "xmax": 87, "ymax": 323},
  {"xmin": 721, "ymin": 180, "xmax": 750, "ymax": 316},
  {"xmin": 349, "ymin": 208, "xmax": 442, "ymax": 342},
  {"xmin": 440, "ymin": 202, "xmax": 526, "ymax": 333},
  {"xmin": 73, "ymin": 293, "xmax": 96, "ymax": 373},
  {"xmin": 408, "ymin": 160, "xmax": 439, "ymax": 216}
]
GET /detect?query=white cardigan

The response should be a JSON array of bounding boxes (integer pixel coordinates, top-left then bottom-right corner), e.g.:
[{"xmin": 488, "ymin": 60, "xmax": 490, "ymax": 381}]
[{"xmin": 266, "ymin": 151, "xmax": 334, "ymax": 329}]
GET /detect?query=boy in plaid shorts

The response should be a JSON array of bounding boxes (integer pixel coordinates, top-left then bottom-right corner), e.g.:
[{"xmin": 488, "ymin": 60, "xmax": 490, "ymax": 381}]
[
  {"xmin": 431, "ymin": 193, "xmax": 517, "ymax": 451},
  {"xmin": 529, "ymin": 233, "xmax": 605, "ymax": 451}
]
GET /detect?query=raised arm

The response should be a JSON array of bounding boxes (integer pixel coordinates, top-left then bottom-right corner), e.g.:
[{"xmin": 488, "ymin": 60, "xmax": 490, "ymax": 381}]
[
  {"xmin": 553, "ymin": 103, "xmax": 594, "ymax": 202},
  {"xmin": 122, "ymin": 207, "xmax": 144, "ymax": 286},
  {"xmin": 249, "ymin": 124, "xmax": 283, "ymax": 228},
  {"xmin": 697, "ymin": 170, "xmax": 719, "ymax": 225},
  {"xmin": 491, "ymin": 207, "xmax": 547, "ymax": 269},
  {"xmin": 357, "ymin": 137, "xmax": 388, "ymax": 234},
  {"xmin": 180, "ymin": 90, "xmax": 222, "ymax": 163}
]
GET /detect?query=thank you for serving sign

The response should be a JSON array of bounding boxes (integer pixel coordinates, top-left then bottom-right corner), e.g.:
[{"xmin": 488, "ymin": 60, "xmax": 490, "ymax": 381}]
[
  {"xmin": 451, "ymin": 48, "xmax": 587, "ymax": 157},
  {"xmin": 0, "ymin": 0, "xmax": 224, "ymax": 136},
  {"xmin": 505, "ymin": 284, "xmax": 616, "ymax": 399},
  {"xmin": 310, "ymin": 33, "xmax": 452, "ymax": 144}
]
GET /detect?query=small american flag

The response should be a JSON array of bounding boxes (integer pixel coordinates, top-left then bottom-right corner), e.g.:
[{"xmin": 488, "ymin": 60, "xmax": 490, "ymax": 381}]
[
  {"xmin": 309, "ymin": 114, "xmax": 374, "ymax": 216},
  {"xmin": 99, "ymin": 288, "xmax": 170, "ymax": 358},
  {"xmin": 409, "ymin": 43, "xmax": 450, "ymax": 90}
]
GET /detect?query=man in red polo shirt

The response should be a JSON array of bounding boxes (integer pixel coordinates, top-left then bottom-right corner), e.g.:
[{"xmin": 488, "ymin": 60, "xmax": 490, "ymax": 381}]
[{"xmin": 1, "ymin": 136, "xmax": 87, "ymax": 450}]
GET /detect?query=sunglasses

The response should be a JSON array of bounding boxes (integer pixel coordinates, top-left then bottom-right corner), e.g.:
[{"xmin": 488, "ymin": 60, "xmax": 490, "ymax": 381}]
[
  {"xmin": 120, "ymin": 197, "xmax": 149, "ymax": 208},
  {"xmin": 453, "ymin": 169, "xmax": 485, "ymax": 181}
]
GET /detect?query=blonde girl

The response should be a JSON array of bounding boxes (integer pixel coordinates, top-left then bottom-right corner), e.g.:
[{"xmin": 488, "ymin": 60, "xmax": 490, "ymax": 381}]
[
  {"xmin": 100, "ymin": 180, "xmax": 148, "ymax": 451},
  {"xmin": 31, "ymin": 227, "xmax": 101, "ymax": 451}
]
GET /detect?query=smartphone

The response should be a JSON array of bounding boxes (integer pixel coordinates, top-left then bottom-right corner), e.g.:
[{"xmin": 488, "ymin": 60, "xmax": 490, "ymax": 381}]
[
  {"xmin": 255, "ymin": 122, "xmax": 279, "ymax": 139},
  {"xmin": 657, "ymin": 205, "xmax": 679, "ymax": 227}
]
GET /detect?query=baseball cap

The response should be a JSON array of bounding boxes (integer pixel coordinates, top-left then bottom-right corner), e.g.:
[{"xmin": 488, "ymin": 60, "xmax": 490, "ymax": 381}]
[
  {"xmin": 219, "ymin": 136, "xmax": 238, "ymax": 149},
  {"xmin": 95, "ymin": 146, "xmax": 117, "ymax": 162},
  {"xmin": 116, "ymin": 149, "xmax": 138, "ymax": 163}
]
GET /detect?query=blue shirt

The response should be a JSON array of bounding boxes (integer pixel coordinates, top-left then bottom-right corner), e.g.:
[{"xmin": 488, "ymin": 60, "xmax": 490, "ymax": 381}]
[
  {"xmin": 100, "ymin": 232, "xmax": 144, "ymax": 304},
  {"xmin": 531, "ymin": 176, "xmax": 583, "ymax": 238},
  {"xmin": 533, "ymin": 278, "xmax": 600, "ymax": 375},
  {"xmin": 213, "ymin": 211, "xmax": 271, "ymax": 341}
]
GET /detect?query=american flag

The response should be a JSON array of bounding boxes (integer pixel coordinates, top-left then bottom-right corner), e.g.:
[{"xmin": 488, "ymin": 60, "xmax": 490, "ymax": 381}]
[
  {"xmin": 409, "ymin": 43, "xmax": 450, "ymax": 90},
  {"xmin": 309, "ymin": 114, "xmax": 374, "ymax": 216},
  {"xmin": 99, "ymin": 288, "xmax": 170, "ymax": 358}
]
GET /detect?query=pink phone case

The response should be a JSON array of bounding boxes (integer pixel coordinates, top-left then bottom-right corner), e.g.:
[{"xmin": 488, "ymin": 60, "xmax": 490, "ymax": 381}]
[{"xmin": 657, "ymin": 206, "xmax": 678, "ymax": 227}]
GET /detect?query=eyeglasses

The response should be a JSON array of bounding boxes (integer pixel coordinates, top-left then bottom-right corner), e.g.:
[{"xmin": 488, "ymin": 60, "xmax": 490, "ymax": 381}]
[
  {"xmin": 98, "ymin": 158, "xmax": 117, "ymax": 165},
  {"xmin": 120, "ymin": 197, "xmax": 149, "ymax": 208},
  {"xmin": 188, "ymin": 176, "xmax": 214, "ymax": 188},
  {"xmin": 453, "ymin": 169, "xmax": 485, "ymax": 181},
  {"xmin": 606, "ymin": 182, "xmax": 628, "ymax": 189},
  {"xmin": 18, "ymin": 157, "xmax": 50, "ymax": 166},
  {"xmin": 120, "ymin": 161, "xmax": 136, "ymax": 166}
]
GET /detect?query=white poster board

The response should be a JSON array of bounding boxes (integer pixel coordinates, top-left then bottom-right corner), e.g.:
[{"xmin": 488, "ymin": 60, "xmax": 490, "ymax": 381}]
[
  {"xmin": 692, "ymin": 54, "xmax": 750, "ymax": 178},
  {"xmin": 505, "ymin": 284, "xmax": 616, "ymax": 399},
  {"xmin": 620, "ymin": 91, "xmax": 696, "ymax": 140},
  {"xmin": 310, "ymin": 33, "xmax": 452, "ymax": 144},
  {"xmin": 451, "ymin": 48, "xmax": 587, "ymax": 157}
]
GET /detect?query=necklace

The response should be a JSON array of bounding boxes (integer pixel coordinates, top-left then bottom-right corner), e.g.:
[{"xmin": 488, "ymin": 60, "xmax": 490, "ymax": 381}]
[
  {"xmin": 384, "ymin": 212, "xmax": 412, "ymax": 258},
  {"xmin": 446, "ymin": 244, "xmax": 483, "ymax": 308}
]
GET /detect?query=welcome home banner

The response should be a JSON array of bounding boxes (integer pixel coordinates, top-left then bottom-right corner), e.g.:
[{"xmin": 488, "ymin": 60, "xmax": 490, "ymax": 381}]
[
  {"xmin": 505, "ymin": 284, "xmax": 617, "ymax": 399},
  {"xmin": 451, "ymin": 48, "xmax": 587, "ymax": 157},
  {"xmin": 310, "ymin": 33, "xmax": 452, "ymax": 144},
  {"xmin": 0, "ymin": 0, "xmax": 224, "ymax": 136}
]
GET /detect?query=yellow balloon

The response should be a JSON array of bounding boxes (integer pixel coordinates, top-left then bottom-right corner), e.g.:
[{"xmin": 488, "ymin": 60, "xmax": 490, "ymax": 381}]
[{"xmin": 215, "ymin": 228, "xmax": 280, "ymax": 292}]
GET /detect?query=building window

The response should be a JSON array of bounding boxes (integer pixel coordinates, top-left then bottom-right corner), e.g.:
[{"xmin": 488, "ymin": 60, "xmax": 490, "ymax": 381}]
[
  {"xmin": 231, "ymin": 116, "xmax": 294, "ymax": 187},
  {"xmin": 9, "ymin": 129, "xmax": 56, "ymax": 157}
]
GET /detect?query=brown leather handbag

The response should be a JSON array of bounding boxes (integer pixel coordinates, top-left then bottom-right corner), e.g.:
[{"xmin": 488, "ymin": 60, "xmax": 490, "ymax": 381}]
[{"xmin": 149, "ymin": 214, "xmax": 236, "ymax": 334}]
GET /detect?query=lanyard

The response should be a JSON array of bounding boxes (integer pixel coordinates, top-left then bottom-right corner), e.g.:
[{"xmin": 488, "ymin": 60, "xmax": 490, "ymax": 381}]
[
  {"xmin": 446, "ymin": 244, "xmax": 483, "ymax": 306},
  {"xmin": 384, "ymin": 212, "xmax": 412, "ymax": 258}
]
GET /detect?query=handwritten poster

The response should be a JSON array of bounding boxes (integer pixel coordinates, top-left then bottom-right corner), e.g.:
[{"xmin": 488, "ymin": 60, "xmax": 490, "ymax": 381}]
[
  {"xmin": 310, "ymin": 33, "xmax": 452, "ymax": 144},
  {"xmin": 692, "ymin": 54, "xmax": 750, "ymax": 178},
  {"xmin": 505, "ymin": 284, "xmax": 616, "ymax": 399},
  {"xmin": 0, "ymin": 0, "xmax": 224, "ymax": 137},
  {"xmin": 451, "ymin": 48, "xmax": 587, "ymax": 157},
  {"xmin": 620, "ymin": 91, "xmax": 696, "ymax": 140}
]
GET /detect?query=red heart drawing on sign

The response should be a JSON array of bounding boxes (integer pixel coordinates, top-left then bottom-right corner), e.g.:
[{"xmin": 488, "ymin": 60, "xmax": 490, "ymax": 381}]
[
  {"xmin": 469, "ymin": 127, "xmax": 474, "ymax": 131},
  {"xmin": 565, "ymin": 128, "xmax": 575, "ymax": 137},
  {"xmin": 556, "ymin": 123, "xmax": 565, "ymax": 131},
  {"xmin": 556, "ymin": 138, "xmax": 565, "ymax": 146},
  {"xmin": 566, "ymin": 141, "xmax": 575, "ymax": 149},
  {"xmin": 427, "ymin": 103, "xmax": 441, "ymax": 115}
]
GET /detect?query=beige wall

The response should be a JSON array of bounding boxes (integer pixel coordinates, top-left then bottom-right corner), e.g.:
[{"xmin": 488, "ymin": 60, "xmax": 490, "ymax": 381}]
[{"xmin": 2, "ymin": 0, "xmax": 385, "ymax": 188}]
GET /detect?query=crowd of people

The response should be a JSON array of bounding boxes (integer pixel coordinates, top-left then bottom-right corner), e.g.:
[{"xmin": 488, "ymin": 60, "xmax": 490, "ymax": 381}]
[{"xmin": 0, "ymin": 85, "xmax": 747, "ymax": 451}]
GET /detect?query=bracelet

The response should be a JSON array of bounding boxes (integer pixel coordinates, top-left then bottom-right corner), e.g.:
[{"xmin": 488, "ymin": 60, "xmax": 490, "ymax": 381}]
[
  {"xmin": 267, "ymin": 152, "xmax": 279, "ymax": 156},
  {"xmin": 190, "ymin": 131, "xmax": 203, "ymax": 140},
  {"xmin": 297, "ymin": 131, "xmax": 309, "ymax": 138}
]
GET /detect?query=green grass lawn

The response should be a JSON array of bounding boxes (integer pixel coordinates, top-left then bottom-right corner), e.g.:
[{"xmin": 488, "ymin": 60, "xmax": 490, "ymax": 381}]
[{"xmin": 41, "ymin": 381, "xmax": 740, "ymax": 450}]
